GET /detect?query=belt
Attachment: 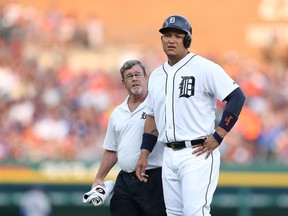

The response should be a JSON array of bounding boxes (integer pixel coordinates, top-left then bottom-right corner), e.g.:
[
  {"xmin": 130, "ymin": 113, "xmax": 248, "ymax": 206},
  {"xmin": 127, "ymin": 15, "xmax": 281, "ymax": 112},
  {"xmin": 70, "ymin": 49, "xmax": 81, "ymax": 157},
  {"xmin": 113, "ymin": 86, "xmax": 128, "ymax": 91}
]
[
  {"xmin": 123, "ymin": 167, "xmax": 162, "ymax": 179},
  {"xmin": 166, "ymin": 139, "xmax": 206, "ymax": 151}
]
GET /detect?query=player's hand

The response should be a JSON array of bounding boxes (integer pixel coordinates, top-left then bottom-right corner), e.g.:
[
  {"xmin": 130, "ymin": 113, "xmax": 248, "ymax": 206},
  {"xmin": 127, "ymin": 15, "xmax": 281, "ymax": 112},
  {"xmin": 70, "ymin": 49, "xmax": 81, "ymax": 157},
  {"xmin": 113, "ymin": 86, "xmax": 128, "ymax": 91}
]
[
  {"xmin": 192, "ymin": 136, "xmax": 219, "ymax": 159},
  {"xmin": 135, "ymin": 150, "xmax": 150, "ymax": 182},
  {"xmin": 92, "ymin": 178, "xmax": 105, "ymax": 188}
]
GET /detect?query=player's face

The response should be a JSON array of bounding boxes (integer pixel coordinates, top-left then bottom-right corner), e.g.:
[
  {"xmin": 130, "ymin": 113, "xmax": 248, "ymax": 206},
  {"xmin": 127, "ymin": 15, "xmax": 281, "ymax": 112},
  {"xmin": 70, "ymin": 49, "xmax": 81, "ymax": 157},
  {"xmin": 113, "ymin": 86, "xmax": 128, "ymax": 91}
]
[
  {"xmin": 122, "ymin": 65, "xmax": 148, "ymax": 95},
  {"xmin": 161, "ymin": 29, "xmax": 188, "ymax": 64}
]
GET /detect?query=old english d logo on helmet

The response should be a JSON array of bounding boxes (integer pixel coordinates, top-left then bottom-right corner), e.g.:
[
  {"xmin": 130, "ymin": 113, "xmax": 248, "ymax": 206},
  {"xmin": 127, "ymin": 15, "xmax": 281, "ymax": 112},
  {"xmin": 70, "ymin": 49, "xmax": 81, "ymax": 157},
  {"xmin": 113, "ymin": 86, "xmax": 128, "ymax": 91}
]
[{"xmin": 168, "ymin": 16, "xmax": 176, "ymax": 24}]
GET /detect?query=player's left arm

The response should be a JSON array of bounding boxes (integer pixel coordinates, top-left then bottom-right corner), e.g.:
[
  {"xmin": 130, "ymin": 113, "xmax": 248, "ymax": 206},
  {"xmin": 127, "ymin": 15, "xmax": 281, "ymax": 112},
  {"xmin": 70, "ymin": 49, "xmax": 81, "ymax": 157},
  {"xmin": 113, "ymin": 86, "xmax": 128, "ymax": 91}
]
[
  {"xmin": 215, "ymin": 86, "xmax": 246, "ymax": 140},
  {"xmin": 193, "ymin": 87, "xmax": 246, "ymax": 158}
]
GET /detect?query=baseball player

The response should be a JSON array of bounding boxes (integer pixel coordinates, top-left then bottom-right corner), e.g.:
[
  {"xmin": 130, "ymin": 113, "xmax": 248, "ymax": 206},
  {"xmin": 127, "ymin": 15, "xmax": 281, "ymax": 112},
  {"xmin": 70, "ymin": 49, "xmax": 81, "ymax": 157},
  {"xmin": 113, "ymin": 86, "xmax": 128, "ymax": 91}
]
[
  {"xmin": 135, "ymin": 15, "xmax": 246, "ymax": 216},
  {"xmin": 92, "ymin": 60, "xmax": 166, "ymax": 216}
]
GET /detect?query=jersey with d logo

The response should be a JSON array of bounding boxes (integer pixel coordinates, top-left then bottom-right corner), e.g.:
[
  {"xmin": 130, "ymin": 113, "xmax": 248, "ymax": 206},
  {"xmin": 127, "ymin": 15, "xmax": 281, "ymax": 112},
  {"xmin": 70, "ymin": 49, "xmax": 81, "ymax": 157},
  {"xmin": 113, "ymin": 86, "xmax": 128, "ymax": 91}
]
[{"xmin": 146, "ymin": 52, "xmax": 239, "ymax": 143}]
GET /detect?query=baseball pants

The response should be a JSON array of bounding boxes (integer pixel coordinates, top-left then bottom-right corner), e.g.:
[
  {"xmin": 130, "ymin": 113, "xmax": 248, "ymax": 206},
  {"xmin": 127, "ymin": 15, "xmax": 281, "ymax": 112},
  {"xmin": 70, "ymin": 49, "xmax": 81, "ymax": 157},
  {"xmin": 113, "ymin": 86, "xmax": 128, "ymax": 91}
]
[{"xmin": 162, "ymin": 147, "xmax": 220, "ymax": 216}]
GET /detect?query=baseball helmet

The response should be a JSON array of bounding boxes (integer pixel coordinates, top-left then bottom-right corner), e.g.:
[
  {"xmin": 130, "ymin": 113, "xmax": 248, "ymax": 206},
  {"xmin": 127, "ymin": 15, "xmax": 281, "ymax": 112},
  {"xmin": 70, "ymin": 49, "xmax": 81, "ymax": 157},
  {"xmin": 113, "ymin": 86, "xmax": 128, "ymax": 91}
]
[{"xmin": 159, "ymin": 15, "xmax": 192, "ymax": 48}]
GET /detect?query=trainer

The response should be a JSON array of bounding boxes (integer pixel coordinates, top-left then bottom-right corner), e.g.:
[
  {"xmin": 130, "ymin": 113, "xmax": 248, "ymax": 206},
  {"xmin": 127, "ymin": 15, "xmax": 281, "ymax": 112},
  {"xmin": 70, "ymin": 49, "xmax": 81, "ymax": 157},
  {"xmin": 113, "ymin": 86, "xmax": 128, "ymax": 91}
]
[{"xmin": 92, "ymin": 60, "xmax": 166, "ymax": 216}]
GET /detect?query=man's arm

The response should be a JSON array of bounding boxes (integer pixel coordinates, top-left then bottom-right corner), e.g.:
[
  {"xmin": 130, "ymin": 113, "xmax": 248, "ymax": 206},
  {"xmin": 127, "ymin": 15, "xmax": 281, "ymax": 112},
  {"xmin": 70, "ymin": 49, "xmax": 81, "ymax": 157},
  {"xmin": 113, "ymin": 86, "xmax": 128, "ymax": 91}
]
[
  {"xmin": 92, "ymin": 150, "xmax": 117, "ymax": 187},
  {"xmin": 135, "ymin": 115, "xmax": 158, "ymax": 182},
  {"xmin": 144, "ymin": 115, "xmax": 159, "ymax": 136},
  {"xmin": 213, "ymin": 87, "xmax": 246, "ymax": 142},
  {"xmin": 193, "ymin": 87, "xmax": 246, "ymax": 158}
]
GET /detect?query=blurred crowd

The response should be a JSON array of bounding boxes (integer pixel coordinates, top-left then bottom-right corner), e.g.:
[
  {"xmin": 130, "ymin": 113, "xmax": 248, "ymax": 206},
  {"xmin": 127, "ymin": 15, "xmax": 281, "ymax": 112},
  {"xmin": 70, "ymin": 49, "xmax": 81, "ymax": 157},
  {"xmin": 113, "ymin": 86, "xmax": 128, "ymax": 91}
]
[{"xmin": 0, "ymin": 3, "xmax": 287, "ymax": 165}]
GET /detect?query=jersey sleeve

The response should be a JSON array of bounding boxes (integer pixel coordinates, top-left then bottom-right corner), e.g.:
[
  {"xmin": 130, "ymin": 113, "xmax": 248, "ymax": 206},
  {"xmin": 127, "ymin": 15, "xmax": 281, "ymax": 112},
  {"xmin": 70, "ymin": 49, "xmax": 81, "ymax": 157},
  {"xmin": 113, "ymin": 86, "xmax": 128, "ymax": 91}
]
[{"xmin": 205, "ymin": 62, "xmax": 239, "ymax": 102}]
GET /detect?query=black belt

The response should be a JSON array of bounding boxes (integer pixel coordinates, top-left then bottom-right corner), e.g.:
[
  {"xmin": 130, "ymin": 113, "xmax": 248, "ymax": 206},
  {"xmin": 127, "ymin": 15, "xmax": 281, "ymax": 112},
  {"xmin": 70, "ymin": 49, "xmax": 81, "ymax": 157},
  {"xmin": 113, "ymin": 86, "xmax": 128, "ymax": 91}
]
[
  {"xmin": 166, "ymin": 139, "xmax": 206, "ymax": 151},
  {"xmin": 123, "ymin": 167, "xmax": 162, "ymax": 179}
]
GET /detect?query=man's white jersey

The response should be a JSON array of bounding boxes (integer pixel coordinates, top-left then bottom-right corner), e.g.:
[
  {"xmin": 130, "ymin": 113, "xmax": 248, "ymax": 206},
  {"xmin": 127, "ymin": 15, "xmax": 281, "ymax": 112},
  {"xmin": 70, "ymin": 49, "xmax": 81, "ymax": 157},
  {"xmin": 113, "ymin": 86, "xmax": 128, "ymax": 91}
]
[
  {"xmin": 103, "ymin": 96, "xmax": 164, "ymax": 173},
  {"xmin": 146, "ymin": 52, "xmax": 239, "ymax": 143}
]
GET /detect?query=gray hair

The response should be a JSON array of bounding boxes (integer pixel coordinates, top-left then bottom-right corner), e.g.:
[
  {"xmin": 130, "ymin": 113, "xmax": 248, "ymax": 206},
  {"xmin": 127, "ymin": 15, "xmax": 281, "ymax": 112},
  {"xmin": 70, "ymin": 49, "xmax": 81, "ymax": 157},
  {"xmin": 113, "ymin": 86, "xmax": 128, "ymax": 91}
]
[{"xmin": 120, "ymin": 60, "xmax": 146, "ymax": 79}]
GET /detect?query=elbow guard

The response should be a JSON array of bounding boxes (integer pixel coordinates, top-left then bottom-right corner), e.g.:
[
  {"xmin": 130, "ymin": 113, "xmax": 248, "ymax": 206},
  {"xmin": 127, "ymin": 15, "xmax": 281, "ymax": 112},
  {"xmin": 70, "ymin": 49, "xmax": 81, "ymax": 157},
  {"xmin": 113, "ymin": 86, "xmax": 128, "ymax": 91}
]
[
  {"xmin": 219, "ymin": 87, "xmax": 245, "ymax": 132},
  {"xmin": 218, "ymin": 110, "xmax": 238, "ymax": 132}
]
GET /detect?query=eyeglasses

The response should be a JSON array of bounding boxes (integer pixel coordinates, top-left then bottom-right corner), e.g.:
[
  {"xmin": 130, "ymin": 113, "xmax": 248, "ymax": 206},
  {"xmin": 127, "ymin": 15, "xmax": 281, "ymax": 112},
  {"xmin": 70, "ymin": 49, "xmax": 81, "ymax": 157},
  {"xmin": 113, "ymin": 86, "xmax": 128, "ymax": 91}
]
[{"xmin": 124, "ymin": 73, "xmax": 144, "ymax": 80}]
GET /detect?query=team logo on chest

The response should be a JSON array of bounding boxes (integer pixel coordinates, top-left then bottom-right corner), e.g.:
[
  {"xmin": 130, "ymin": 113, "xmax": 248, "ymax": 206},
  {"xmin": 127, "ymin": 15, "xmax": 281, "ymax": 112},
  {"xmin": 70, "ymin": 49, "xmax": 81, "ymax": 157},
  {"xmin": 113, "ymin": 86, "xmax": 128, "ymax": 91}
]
[
  {"xmin": 179, "ymin": 76, "xmax": 195, "ymax": 98},
  {"xmin": 141, "ymin": 112, "xmax": 147, "ymax": 119}
]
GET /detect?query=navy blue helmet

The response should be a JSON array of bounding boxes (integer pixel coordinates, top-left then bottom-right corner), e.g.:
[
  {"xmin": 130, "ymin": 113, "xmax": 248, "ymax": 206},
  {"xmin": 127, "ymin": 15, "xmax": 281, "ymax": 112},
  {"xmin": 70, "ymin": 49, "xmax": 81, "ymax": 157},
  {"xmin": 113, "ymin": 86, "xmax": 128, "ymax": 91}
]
[{"xmin": 159, "ymin": 15, "xmax": 192, "ymax": 48}]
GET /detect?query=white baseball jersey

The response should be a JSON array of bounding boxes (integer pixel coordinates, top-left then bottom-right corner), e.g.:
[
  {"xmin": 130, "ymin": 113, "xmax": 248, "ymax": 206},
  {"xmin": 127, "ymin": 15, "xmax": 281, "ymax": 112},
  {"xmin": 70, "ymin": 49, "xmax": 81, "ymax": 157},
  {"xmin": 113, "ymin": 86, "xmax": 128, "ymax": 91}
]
[
  {"xmin": 103, "ymin": 96, "xmax": 164, "ymax": 173},
  {"xmin": 147, "ymin": 52, "xmax": 238, "ymax": 216},
  {"xmin": 146, "ymin": 52, "xmax": 239, "ymax": 143}
]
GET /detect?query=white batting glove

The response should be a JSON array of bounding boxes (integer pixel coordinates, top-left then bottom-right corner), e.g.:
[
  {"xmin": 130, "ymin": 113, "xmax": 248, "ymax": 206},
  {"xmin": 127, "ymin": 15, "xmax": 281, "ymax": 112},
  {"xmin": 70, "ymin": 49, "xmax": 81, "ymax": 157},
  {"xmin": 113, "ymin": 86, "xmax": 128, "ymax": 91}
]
[{"xmin": 83, "ymin": 180, "xmax": 115, "ymax": 206}]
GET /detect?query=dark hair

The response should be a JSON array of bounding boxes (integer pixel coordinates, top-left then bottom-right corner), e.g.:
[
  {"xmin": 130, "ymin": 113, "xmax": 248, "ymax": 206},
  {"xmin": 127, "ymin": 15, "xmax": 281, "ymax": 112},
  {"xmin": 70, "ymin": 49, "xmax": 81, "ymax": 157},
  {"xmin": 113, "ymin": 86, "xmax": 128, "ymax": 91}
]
[{"xmin": 120, "ymin": 60, "xmax": 146, "ymax": 79}]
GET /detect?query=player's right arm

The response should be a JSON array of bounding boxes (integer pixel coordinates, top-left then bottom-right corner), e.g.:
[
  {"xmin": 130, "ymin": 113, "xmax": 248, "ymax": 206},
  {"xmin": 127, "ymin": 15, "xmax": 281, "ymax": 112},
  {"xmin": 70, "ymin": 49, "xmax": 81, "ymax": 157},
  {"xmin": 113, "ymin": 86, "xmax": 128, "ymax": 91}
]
[
  {"xmin": 144, "ymin": 115, "xmax": 159, "ymax": 137},
  {"xmin": 135, "ymin": 115, "xmax": 158, "ymax": 182},
  {"xmin": 92, "ymin": 150, "xmax": 117, "ymax": 188}
]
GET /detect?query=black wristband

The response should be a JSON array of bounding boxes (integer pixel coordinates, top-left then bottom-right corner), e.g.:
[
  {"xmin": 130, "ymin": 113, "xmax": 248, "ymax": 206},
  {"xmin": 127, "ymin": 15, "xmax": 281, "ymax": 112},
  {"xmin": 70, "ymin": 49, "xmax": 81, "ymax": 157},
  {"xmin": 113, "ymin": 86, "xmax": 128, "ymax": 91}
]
[
  {"xmin": 212, "ymin": 131, "xmax": 223, "ymax": 145},
  {"xmin": 140, "ymin": 133, "xmax": 158, "ymax": 152}
]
